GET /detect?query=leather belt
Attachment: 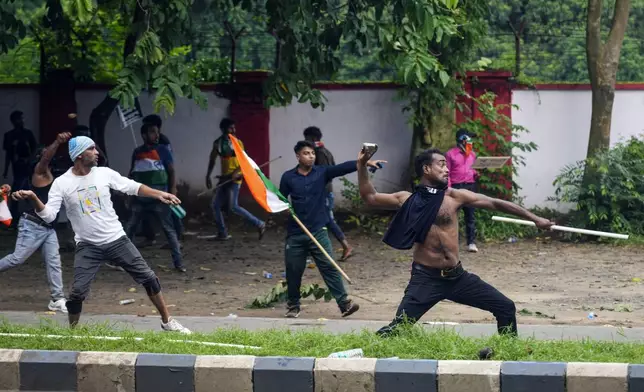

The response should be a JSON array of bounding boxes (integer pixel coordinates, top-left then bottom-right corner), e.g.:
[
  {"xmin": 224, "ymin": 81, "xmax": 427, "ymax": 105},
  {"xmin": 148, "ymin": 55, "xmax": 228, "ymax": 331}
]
[
  {"xmin": 413, "ymin": 261, "xmax": 465, "ymax": 279},
  {"xmin": 22, "ymin": 213, "xmax": 53, "ymax": 229}
]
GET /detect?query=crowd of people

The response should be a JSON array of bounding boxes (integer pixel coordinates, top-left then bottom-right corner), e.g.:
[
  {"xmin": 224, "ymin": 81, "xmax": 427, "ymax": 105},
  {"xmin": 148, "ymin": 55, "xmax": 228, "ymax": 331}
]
[{"xmin": 1, "ymin": 110, "xmax": 555, "ymax": 336}]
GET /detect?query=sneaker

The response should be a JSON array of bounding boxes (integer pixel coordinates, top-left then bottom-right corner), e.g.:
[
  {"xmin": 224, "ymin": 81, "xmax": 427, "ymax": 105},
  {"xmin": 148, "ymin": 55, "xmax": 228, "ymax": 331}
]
[
  {"xmin": 48, "ymin": 298, "xmax": 68, "ymax": 314},
  {"xmin": 161, "ymin": 318, "xmax": 192, "ymax": 334},
  {"xmin": 216, "ymin": 234, "xmax": 232, "ymax": 241},
  {"xmin": 467, "ymin": 243, "xmax": 479, "ymax": 253},
  {"xmin": 105, "ymin": 262, "xmax": 125, "ymax": 272},
  {"xmin": 175, "ymin": 265, "xmax": 187, "ymax": 273},
  {"xmin": 285, "ymin": 306, "xmax": 300, "ymax": 318},
  {"xmin": 340, "ymin": 300, "xmax": 360, "ymax": 318},
  {"xmin": 258, "ymin": 224, "xmax": 266, "ymax": 240}
]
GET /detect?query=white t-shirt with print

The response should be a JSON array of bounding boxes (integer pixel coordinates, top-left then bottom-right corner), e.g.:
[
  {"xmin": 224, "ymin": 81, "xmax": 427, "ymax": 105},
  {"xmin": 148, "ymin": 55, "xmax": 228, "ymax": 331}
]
[{"xmin": 37, "ymin": 167, "xmax": 142, "ymax": 245}]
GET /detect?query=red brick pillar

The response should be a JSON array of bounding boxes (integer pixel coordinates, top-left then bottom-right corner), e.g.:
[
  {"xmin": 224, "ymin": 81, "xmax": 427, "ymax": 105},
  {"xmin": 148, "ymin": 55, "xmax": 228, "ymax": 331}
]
[
  {"xmin": 455, "ymin": 71, "xmax": 513, "ymax": 197},
  {"xmin": 39, "ymin": 69, "xmax": 78, "ymax": 154},
  {"xmin": 228, "ymin": 71, "xmax": 271, "ymax": 198}
]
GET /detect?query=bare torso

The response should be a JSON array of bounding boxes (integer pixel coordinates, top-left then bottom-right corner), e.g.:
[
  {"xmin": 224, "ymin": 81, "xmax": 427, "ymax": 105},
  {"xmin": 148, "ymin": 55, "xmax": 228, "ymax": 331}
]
[{"xmin": 402, "ymin": 189, "xmax": 463, "ymax": 269}]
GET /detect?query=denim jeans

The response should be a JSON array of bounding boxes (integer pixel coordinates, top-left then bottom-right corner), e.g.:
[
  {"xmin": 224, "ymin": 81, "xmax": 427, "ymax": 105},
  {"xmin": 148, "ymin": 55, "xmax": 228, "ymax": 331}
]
[
  {"xmin": 124, "ymin": 200, "xmax": 183, "ymax": 268},
  {"xmin": 451, "ymin": 182, "xmax": 477, "ymax": 244},
  {"xmin": 325, "ymin": 192, "xmax": 345, "ymax": 242},
  {"xmin": 284, "ymin": 228, "xmax": 348, "ymax": 308},
  {"xmin": 142, "ymin": 206, "xmax": 183, "ymax": 241},
  {"xmin": 212, "ymin": 182, "xmax": 264, "ymax": 237},
  {"xmin": 0, "ymin": 217, "xmax": 65, "ymax": 300}
]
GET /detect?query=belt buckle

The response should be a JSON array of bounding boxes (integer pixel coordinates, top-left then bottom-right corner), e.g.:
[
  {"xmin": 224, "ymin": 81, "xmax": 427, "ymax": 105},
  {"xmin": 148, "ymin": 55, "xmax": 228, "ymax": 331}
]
[{"xmin": 441, "ymin": 269, "xmax": 447, "ymax": 278}]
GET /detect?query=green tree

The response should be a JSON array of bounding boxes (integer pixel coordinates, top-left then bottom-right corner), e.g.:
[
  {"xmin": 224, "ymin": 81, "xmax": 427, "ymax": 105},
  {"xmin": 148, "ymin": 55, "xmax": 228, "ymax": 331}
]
[
  {"xmin": 1, "ymin": 0, "xmax": 491, "ymax": 164},
  {"xmin": 481, "ymin": 0, "xmax": 644, "ymax": 84},
  {"xmin": 585, "ymin": 0, "xmax": 631, "ymax": 158}
]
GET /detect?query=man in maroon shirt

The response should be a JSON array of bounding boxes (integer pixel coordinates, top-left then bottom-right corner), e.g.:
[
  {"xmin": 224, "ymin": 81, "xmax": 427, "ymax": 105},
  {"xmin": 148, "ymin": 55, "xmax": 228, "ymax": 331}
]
[{"xmin": 445, "ymin": 129, "xmax": 479, "ymax": 252}]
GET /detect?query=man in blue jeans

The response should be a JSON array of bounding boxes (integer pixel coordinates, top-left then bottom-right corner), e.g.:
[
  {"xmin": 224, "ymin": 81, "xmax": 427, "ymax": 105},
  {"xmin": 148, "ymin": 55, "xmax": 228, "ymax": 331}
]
[
  {"xmin": 279, "ymin": 140, "xmax": 384, "ymax": 318},
  {"xmin": 303, "ymin": 127, "xmax": 353, "ymax": 260},
  {"xmin": 205, "ymin": 118, "xmax": 265, "ymax": 240},
  {"xmin": 0, "ymin": 132, "xmax": 71, "ymax": 313}
]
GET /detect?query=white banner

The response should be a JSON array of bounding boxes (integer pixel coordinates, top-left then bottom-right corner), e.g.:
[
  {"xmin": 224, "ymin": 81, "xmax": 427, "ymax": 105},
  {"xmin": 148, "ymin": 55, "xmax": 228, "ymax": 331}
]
[{"xmin": 116, "ymin": 104, "xmax": 143, "ymax": 129}]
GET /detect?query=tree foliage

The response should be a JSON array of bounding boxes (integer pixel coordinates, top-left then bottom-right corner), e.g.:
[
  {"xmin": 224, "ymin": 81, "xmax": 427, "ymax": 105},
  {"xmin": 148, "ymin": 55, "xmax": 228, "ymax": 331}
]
[
  {"xmin": 0, "ymin": 0, "xmax": 492, "ymax": 119},
  {"xmin": 3, "ymin": 0, "xmax": 644, "ymax": 86},
  {"xmin": 482, "ymin": 0, "xmax": 644, "ymax": 83}
]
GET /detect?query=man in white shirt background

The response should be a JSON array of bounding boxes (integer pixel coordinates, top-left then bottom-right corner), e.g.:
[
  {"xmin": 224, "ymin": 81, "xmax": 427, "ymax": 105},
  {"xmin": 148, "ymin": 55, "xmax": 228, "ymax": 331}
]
[{"xmin": 12, "ymin": 136, "xmax": 190, "ymax": 333}]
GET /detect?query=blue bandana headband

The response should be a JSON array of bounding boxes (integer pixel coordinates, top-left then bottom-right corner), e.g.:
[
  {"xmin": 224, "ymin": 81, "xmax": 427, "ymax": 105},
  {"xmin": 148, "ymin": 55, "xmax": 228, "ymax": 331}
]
[{"xmin": 68, "ymin": 136, "xmax": 95, "ymax": 161}]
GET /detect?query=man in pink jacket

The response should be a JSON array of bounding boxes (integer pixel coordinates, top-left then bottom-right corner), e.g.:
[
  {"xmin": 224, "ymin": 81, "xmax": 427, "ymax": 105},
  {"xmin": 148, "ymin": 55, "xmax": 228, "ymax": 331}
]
[{"xmin": 446, "ymin": 129, "xmax": 479, "ymax": 252}]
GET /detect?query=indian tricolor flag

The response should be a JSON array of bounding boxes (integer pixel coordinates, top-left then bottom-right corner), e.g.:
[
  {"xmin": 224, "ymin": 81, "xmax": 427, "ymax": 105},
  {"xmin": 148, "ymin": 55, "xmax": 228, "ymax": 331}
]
[
  {"xmin": 228, "ymin": 134, "xmax": 290, "ymax": 213},
  {"xmin": 0, "ymin": 193, "xmax": 12, "ymax": 227}
]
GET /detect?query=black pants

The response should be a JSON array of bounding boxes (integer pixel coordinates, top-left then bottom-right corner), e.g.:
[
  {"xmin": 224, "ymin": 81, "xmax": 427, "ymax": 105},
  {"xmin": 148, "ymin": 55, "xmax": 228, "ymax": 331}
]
[
  {"xmin": 377, "ymin": 262, "xmax": 517, "ymax": 336},
  {"xmin": 451, "ymin": 182, "xmax": 476, "ymax": 244}
]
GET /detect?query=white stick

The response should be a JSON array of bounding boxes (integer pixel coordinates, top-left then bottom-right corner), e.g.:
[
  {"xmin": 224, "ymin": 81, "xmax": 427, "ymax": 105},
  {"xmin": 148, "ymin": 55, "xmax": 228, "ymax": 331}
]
[
  {"xmin": 129, "ymin": 124, "xmax": 138, "ymax": 146},
  {"xmin": 491, "ymin": 216, "xmax": 629, "ymax": 240},
  {"xmin": 0, "ymin": 333, "xmax": 261, "ymax": 350}
]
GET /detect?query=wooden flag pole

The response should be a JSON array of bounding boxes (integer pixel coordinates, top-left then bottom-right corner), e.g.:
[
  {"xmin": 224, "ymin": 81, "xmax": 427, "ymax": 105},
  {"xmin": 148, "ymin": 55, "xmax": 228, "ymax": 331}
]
[{"xmin": 291, "ymin": 214, "xmax": 353, "ymax": 284}]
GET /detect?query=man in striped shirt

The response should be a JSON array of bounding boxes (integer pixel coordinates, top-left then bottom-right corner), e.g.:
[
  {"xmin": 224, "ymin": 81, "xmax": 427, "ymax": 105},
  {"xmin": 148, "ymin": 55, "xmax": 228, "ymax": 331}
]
[{"xmin": 124, "ymin": 123, "xmax": 185, "ymax": 272}]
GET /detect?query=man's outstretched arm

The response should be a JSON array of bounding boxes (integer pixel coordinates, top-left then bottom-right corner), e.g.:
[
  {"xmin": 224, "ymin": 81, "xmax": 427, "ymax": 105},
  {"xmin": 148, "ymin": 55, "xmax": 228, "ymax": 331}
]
[
  {"xmin": 13, "ymin": 184, "xmax": 62, "ymax": 224},
  {"xmin": 451, "ymin": 188, "xmax": 554, "ymax": 229},
  {"xmin": 357, "ymin": 148, "xmax": 409, "ymax": 209}
]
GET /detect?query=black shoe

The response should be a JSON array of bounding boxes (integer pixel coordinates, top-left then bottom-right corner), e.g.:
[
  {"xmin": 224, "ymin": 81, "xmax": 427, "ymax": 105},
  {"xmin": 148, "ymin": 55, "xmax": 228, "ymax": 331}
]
[
  {"xmin": 258, "ymin": 224, "xmax": 266, "ymax": 240},
  {"xmin": 340, "ymin": 300, "xmax": 360, "ymax": 318},
  {"xmin": 376, "ymin": 325, "xmax": 397, "ymax": 337},
  {"xmin": 285, "ymin": 306, "xmax": 300, "ymax": 318},
  {"xmin": 175, "ymin": 265, "xmax": 187, "ymax": 273}
]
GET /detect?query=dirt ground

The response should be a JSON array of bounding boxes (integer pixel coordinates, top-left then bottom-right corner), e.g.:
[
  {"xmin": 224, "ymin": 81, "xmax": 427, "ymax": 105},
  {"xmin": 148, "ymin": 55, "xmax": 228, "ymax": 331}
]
[{"xmin": 1, "ymin": 216, "xmax": 644, "ymax": 328}]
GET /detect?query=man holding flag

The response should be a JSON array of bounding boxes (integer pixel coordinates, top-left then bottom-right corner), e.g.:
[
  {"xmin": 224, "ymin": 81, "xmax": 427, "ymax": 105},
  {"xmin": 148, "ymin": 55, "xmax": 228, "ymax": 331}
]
[{"xmin": 227, "ymin": 134, "xmax": 384, "ymax": 319}]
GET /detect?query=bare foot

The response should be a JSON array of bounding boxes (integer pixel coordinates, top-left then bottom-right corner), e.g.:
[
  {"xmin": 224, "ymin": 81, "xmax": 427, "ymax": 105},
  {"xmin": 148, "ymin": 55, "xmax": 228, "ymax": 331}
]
[{"xmin": 340, "ymin": 247, "xmax": 353, "ymax": 261}]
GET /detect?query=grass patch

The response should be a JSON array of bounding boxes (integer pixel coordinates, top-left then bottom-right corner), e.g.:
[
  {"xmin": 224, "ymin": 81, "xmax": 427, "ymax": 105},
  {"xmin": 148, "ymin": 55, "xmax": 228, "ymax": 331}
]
[{"xmin": 1, "ymin": 320, "xmax": 644, "ymax": 363}]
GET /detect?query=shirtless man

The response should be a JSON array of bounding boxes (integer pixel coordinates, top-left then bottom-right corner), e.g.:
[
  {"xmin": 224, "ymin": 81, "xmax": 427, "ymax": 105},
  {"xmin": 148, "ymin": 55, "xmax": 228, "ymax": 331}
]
[{"xmin": 357, "ymin": 147, "xmax": 554, "ymax": 336}]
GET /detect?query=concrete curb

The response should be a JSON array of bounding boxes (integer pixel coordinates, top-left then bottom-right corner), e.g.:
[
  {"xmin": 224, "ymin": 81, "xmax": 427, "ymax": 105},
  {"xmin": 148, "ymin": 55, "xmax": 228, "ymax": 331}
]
[{"xmin": 0, "ymin": 348, "xmax": 642, "ymax": 391}]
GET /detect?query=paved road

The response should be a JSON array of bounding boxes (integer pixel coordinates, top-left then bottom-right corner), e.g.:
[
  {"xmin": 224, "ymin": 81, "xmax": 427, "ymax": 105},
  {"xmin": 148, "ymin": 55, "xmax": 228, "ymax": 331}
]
[{"xmin": 1, "ymin": 311, "xmax": 642, "ymax": 342}]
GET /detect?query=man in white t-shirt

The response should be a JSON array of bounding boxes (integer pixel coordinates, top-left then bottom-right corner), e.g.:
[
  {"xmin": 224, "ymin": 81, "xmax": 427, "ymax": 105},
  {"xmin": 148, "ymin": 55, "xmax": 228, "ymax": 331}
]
[{"xmin": 13, "ymin": 136, "xmax": 190, "ymax": 333}]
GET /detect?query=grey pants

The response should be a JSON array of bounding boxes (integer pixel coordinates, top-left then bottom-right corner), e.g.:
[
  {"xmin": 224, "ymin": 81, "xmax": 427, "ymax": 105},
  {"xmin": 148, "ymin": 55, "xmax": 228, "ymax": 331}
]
[
  {"xmin": 69, "ymin": 236, "xmax": 158, "ymax": 303},
  {"xmin": 0, "ymin": 217, "xmax": 64, "ymax": 301}
]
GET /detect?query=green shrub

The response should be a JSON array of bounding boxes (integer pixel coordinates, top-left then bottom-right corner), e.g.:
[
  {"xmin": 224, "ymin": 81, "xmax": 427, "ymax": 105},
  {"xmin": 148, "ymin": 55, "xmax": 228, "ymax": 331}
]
[
  {"xmin": 457, "ymin": 91, "xmax": 538, "ymax": 199},
  {"xmin": 551, "ymin": 136, "xmax": 644, "ymax": 237}
]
